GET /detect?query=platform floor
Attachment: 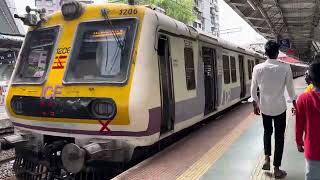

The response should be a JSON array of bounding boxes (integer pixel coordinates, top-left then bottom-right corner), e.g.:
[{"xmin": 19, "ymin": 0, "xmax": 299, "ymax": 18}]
[{"xmin": 113, "ymin": 77, "xmax": 307, "ymax": 180}]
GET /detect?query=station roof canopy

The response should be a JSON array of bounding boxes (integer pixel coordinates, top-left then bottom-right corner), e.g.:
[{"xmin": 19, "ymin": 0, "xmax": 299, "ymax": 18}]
[
  {"xmin": 0, "ymin": 0, "xmax": 22, "ymax": 35},
  {"xmin": 224, "ymin": 0, "xmax": 320, "ymax": 62},
  {"xmin": 0, "ymin": 0, "xmax": 24, "ymax": 52},
  {"xmin": 0, "ymin": 33, "xmax": 24, "ymax": 51}
]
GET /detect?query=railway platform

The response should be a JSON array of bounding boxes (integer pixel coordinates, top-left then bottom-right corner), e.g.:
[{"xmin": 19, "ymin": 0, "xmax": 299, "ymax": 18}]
[{"xmin": 113, "ymin": 77, "xmax": 307, "ymax": 180}]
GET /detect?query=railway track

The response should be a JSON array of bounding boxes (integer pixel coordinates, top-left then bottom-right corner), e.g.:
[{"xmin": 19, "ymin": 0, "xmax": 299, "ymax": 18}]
[
  {"xmin": 0, "ymin": 150, "xmax": 15, "ymax": 180},
  {"xmin": 0, "ymin": 112, "xmax": 17, "ymax": 179},
  {"xmin": 0, "ymin": 156, "xmax": 15, "ymax": 165},
  {"xmin": 0, "ymin": 127, "xmax": 16, "ymax": 180},
  {"xmin": 0, "ymin": 126, "xmax": 13, "ymax": 134},
  {"xmin": 0, "ymin": 117, "xmax": 16, "ymax": 172},
  {"xmin": 0, "ymin": 129, "xmax": 14, "ymax": 139},
  {"xmin": 0, "ymin": 118, "xmax": 14, "ymax": 138}
]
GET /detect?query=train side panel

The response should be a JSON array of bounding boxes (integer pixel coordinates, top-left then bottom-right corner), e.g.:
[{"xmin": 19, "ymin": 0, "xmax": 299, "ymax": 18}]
[{"xmin": 127, "ymin": 9, "xmax": 161, "ymax": 146}]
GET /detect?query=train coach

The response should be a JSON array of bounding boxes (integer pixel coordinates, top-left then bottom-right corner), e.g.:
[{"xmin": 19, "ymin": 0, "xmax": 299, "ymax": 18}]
[
  {"xmin": 290, "ymin": 63, "xmax": 308, "ymax": 78},
  {"xmin": 0, "ymin": 1, "xmax": 306, "ymax": 179}
]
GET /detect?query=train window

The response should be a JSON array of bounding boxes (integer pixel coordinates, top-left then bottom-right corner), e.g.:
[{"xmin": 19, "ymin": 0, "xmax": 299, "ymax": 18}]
[
  {"xmin": 12, "ymin": 26, "xmax": 59, "ymax": 84},
  {"xmin": 64, "ymin": 18, "xmax": 138, "ymax": 84},
  {"xmin": 223, "ymin": 55, "xmax": 230, "ymax": 84},
  {"xmin": 248, "ymin": 60, "xmax": 252, "ymax": 80},
  {"xmin": 251, "ymin": 60, "xmax": 255, "ymax": 78},
  {"xmin": 230, "ymin": 56, "xmax": 237, "ymax": 83},
  {"xmin": 255, "ymin": 59, "xmax": 259, "ymax": 65},
  {"xmin": 184, "ymin": 48, "xmax": 196, "ymax": 90}
]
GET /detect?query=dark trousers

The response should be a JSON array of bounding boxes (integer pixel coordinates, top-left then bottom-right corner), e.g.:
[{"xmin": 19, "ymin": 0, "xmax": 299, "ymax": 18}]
[{"xmin": 262, "ymin": 111, "xmax": 286, "ymax": 167}]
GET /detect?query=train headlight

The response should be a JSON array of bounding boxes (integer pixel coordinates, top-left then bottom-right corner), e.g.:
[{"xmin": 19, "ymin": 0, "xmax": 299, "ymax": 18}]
[
  {"xmin": 61, "ymin": 143, "xmax": 86, "ymax": 173},
  {"xmin": 91, "ymin": 99, "xmax": 117, "ymax": 119},
  {"xmin": 61, "ymin": 1, "xmax": 84, "ymax": 20},
  {"xmin": 11, "ymin": 98, "xmax": 23, "ymax": 114}
]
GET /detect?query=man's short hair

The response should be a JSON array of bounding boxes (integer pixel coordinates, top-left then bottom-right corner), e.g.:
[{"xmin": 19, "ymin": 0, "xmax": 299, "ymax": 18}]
[
  {"xmin": 265, "ymin": 40, "xmax": 280, "ymax": 59},
  {"xmin": 309, "ymin": 60, "xmax": 320, "ymax": 87}
]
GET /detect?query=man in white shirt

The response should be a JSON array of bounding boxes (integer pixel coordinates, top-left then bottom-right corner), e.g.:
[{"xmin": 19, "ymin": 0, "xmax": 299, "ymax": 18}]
[{"xmin": 251, "ymin": 40, "xmax": 296, "ymax": 179}]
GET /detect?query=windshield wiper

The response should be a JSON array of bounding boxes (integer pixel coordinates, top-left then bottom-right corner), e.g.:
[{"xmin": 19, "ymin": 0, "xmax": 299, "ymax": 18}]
[{"xmin": 101, "ymin": 9, "xmax": 125, "ymax": 50}]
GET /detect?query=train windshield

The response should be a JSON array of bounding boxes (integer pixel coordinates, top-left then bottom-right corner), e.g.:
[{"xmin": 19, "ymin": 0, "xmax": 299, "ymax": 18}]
[
  {"xmin": 12, "ymin": 26, "xmax": 59, "ymax": 84},
  {"xmin": 64, "ymin": 18, "xmax": 138, "ymax": 84}
]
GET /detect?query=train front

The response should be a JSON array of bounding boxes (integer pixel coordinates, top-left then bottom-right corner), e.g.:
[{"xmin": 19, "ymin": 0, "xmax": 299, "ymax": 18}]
[{"xmin": 1, "ymin": 2, "xmax": 146, "ymax": 179}]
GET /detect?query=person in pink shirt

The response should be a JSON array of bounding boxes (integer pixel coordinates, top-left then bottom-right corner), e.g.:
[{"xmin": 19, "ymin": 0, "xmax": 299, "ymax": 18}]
[{"xmin": 296, "ymin": 60, "xmax": 320, "ymax": 180}]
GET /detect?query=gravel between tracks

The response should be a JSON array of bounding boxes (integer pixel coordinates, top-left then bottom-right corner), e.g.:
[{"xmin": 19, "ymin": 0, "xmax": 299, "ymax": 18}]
[
  {"xmin": 0, "ymin": 149, "xmax": 14, "ymax": 162},
  {"xmin": 0, "ymin": 112, "xmax": 15, "ymax": 180},
  {"xmin": 0, "ymin": 160, "xmax": 15, "ymax": 180},
  {"xmin": 0, "ymin": 149, "xmax": 15, "ymax": 180}
]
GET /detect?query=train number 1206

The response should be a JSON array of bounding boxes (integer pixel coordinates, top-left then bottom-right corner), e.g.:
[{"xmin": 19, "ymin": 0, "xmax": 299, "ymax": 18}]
[{"xmin": 119, "ymin": 9, "xmax": 138, "ymax": 15}]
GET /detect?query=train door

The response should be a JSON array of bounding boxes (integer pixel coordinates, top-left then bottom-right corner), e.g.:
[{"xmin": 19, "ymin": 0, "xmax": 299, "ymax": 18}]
[
  {"xmin": 239, "ymin": 55, "xmax": 246, "ymax": 98},
  {"xmin": 157, "ymin": 35, "xmax": 175, "ymax": 134},
  {"xmin": 202, "ymin": 47, "xmax": 217, "ymax": 115}
]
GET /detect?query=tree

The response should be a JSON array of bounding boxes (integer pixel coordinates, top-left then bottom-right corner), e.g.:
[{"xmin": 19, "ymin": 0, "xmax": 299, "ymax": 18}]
[{"xmin": 112, "ymin": 0, "xmax": 196, "ymax": 24}]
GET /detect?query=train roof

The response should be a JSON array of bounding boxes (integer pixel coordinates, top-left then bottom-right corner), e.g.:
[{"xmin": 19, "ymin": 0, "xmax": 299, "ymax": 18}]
[
  {"xmin": 278, "ymin": 60, "xmax": 309, "ymax": 67},
  {"xmin": 45, "ymin": 3, "xmax": 263, "ymax": 59},
  {"xmin": 147, "ymin": 6, "xmax": 263, "ymax": 59},
  {"xmin": 197, "ymin": 30, "xmax": 263, "ymax": 58},
  {"xmin": 149, "ymin": 7, "xmax": 309, "ymax": 66}
]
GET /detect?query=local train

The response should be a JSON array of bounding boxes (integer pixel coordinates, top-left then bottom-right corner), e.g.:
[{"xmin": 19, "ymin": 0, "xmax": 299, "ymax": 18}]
[{"xmin": 0, "ymin": 1, "xmax": 306, "ymax": 179}]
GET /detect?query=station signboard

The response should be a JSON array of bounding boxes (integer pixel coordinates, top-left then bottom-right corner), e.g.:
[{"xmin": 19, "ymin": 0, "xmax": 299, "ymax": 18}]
[{"xmin": 279, "ymin": 39, "xmax": 290, "ymax": 52}]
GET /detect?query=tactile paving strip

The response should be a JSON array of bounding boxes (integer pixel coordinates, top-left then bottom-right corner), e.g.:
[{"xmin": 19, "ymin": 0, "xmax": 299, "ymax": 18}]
[{"xmin": 177, "ymin": 113, "xmax": 256, "ymax": 180}]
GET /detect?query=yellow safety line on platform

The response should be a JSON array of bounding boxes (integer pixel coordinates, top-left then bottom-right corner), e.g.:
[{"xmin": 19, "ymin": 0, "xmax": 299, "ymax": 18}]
[
  {"xmin": 251, "ymin": 153, "xmax": 273, "ymax": 180},
  {"xmin": 177, "ymin": 113, "xmax": 256, "ymax": 180},
  {"xmin": 250, "ymin": 109, "xmax": 292, "ymax": 180}
]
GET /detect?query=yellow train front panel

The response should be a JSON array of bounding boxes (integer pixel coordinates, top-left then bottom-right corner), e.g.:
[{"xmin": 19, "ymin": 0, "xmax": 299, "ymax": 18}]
[{"xmin": 5, "ymin": 4, "xmax": 155, "ymax": 139}]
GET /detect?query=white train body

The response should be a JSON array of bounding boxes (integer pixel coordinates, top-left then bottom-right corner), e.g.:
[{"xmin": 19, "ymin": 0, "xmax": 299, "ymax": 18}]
[{"xmin": 3, "ymin": 3, "xmax": 305, "ymax": 178}]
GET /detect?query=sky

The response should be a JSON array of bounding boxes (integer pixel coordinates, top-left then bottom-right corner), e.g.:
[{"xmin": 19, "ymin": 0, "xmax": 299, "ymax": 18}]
[{"xmin": 13, "ymin": 0, "xmax": 266, "ymax": 46}]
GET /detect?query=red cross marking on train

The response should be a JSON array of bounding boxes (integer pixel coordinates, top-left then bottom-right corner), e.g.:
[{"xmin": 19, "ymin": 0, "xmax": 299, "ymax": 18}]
[
  {"xmin": 99, "ymin": 120, "xmax": 111, "ymax": 133},
  {"xmin": 52, "ymin": 55, "xmax": 67, "ymax": 69}
]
